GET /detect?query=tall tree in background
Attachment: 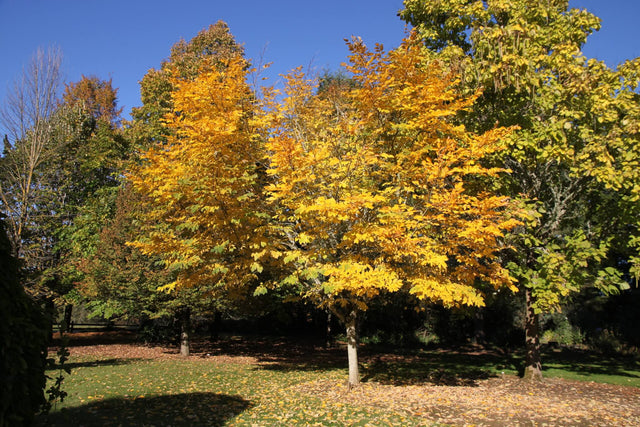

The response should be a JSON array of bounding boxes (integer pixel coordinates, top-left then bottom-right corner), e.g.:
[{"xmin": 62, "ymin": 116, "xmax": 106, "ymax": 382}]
[
  {"xmin": 400, "ymin": 0, "xmax": 639, "ymax": 380},
  {"xmin": 51, "ymin": 75, "xmax": 128, "ymax": 325},
  {"xmin": 124, "ymin": 22, "xmax": 257, "ymax": 355},
  {"xmin": 129, "ymin": 53, "xmax": 268, "ymax": 318},
  {"xmin": 262, "ymin": 35, "xmax": 519, "ymax": 388},
  {"xmin": 130, "ymin": 20, "xmax": 244, "ymax": 147},
  {"xmin": 63, "ymin": 75, "xmax": 122, "ymax": 126},
  {"xmin": 0, "ymin": 47, "xmax": 64, "ymax": 269}
]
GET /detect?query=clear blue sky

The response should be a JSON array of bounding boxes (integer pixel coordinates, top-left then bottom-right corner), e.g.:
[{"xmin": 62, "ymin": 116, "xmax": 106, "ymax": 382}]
[{"xmin": 1, "ymin": 0, "xmax": 639, "ymax": 125}]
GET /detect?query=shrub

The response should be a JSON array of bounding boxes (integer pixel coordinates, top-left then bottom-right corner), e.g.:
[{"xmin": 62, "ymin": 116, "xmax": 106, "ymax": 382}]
[{"xmin": 0, "ymin": 219, "xmax": 50, "ymax": 426}]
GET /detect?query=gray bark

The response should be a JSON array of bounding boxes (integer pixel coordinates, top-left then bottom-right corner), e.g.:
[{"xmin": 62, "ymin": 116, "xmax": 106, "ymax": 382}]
[
  {"xmin": 179, "ymin": 308, "xmax": 191, "ymax": 357},
  {"xmin": 346, "ymin": 311, "xmax": 359, "ymax": 389},
  {"xmin": 523, "ymin": 287, "xmax": 543, "ymax": 381}
]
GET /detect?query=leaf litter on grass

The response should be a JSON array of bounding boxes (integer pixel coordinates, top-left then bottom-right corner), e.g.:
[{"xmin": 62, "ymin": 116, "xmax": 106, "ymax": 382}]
[
  {"xmin": 295, "ymin": 375, "xmax": 640, "ymax": 426},
  {"xmin": 41, "ymin": 333, "xmax": 640, "ymax": 426}
]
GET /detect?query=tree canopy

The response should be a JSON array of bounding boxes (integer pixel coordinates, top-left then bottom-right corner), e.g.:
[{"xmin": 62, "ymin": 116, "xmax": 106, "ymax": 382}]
[{"xmin": 400, "ymin": 0, "xmax": 640, "ymax": 380}]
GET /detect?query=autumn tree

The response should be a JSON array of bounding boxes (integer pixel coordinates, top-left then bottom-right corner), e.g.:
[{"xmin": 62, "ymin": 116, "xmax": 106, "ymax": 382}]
[
  {"xmin": 400, "ymin": 0, "xmax": 639, "ymax": 380},
  {"xmin": 128, "ymin": 53, "xmax": 270, "ymax": 355},
  {"xmin": 130, "ymin": 20, "xmax": 244, "ymax": 147},
  {"xmin": 261, "ymin": 35, "xmax": 519, "ymax": 388},
  {"xmin": 119, "ymin": 22, "xmax": 255, "ymax": 355},
  {"xmin": 63, "ymin": 75, "xmax": 122, "ymax": 126},
  {"xmin": 53, "ymin": 75, "xmax": 126, "ymax": 247},
  {"xmin": 38, "ymin": 75, "xmax": 127, "ymax": 327}
]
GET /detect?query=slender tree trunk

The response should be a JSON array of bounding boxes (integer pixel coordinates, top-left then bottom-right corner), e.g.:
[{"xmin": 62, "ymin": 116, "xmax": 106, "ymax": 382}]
[
  {"xmin": 63, "ymin": 303, "xmax": 73, "ymax": 332},
  {"xmin": 472, "ymin": 306, "xmax": 485, "ymax": 345},
  {"xmin": 325, "ymin": 310, "xmax": 332, "ymax": 348},
  {"xmin": 208, "ymin": 310, "xmax": 222, "ymax": 342},
  {"xmin": 46, "ymin": 297, "xmax": 55, "ymax": 341},
  {"xmin": 346, "ymin": 311, "xmax": 359, "ymax": 389},
  {"xmin": 179, "ymin": 307, "xmax": 191, "ymax": 357},
  {"xmin": 523, "ymin": 287, "xmax": 543, "ymax": 381}
]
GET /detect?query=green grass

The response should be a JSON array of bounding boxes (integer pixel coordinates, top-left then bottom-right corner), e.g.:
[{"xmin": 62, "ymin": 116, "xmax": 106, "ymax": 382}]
[
  {"xmin": 539, "ymin": 347, "xmax": 640, "ymax": 387},
  {"xmin": 36, "ymin": 341, "xmax": 640, "ymax": 426},
  {"xmin": 38, "ymin": 353, "xmax": 425, "ymax": 426}
]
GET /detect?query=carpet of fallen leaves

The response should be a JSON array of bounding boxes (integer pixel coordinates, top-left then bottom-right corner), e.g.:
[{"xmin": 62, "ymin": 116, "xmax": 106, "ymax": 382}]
[
  {"xmin": 54, "ymin": 331, "xmax": 640, "ymax": 426},
  {"xmin": 297, "ymin": 376, "xmax": 640, "ymax": 426}
]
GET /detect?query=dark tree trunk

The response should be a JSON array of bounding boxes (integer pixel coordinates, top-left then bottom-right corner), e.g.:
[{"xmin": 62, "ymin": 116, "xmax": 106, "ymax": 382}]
[
  {"xmin": 208, "ymin": 310, "xmax": 222, "ymax": 342},
  {"xmin": 472, "ymin": 306, "xmax": 485, "ymax": 345},
  {"xmin": 63, "ymin": 303, "xmax": 73, "ymax": 332},
  {"xmin": 325, "ymin": 310, "xmax": 333, "ymax": 348},
  {"xmin": 179, "ymin": 307, "xmax": 191, "ymax": 357},
  {"xmin": 523, "ymin": 287, "xmax": 543, "ymax": 381}
]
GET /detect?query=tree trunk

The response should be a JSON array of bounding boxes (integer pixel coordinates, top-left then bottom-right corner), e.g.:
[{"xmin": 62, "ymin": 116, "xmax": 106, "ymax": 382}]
[
  {"xmin": 472, "ymin": 306, "xmax": 485, "ymax": 345},
  {"xmin": 209, "ymin": 310, "xmax": 221, "ymax": 342},
  {"xmin": 523, "ymin": 287, "xmax": 543, "ymax": 381},
  {"xmin": 46, "ymin": 298, "xmax": 55, "ymax": 341},
  {"xmin": 325, "ymin": 310, "xmax": 332, "ymax": 348},
  {"xmin": 346, "ymin": 311, "xmax": 359, "ymax": 389},
  {"xmin": 179, "ymin": 307, "xmax": 191, "ymax": 357},
  {"xmin": 63, "ymin": 303, "xmax": 73, "ymax": 332}
]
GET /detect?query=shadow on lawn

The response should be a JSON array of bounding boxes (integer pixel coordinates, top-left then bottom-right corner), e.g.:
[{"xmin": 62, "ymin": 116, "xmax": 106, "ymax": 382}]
[
  {"xmin": 359, "ymin": 348, "xmax": 516, "ymax": 386},
  {"xmin": 194, "ymin": 336, "xmax": 347, "ymax": 372},
  {"xmin": 51, "ymin": 330, "xmax": 138, "ymax": 347},
  {"xmin": 542, "ymin": 347, "xmax": 640, "ymax": 379},
  {"xmin": 36, "ymin": 392, "xmax": 252, "ymax": 427},
  {"xmin": 60, "ymin": 357, "xmax": 137, "ymax": 370},
  {"xmin": 197, "ymin": 337, "xmax": 517, "ymax": 387}
]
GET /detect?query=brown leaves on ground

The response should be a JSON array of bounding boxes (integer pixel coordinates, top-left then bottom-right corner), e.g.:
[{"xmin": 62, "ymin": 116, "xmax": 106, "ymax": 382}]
[
  {"xmin": 297, "ymin": 376, "xmax": 640, "ymax": 426},
  {"xmin": 52, "ymin": 330, "xmax": 259, "ymax": 365}
]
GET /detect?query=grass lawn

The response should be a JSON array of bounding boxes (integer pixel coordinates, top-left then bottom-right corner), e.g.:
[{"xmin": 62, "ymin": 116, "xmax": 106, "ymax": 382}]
[{"xmin": 36, "ymin": 333, "xmax": 640, "ymax": 426}]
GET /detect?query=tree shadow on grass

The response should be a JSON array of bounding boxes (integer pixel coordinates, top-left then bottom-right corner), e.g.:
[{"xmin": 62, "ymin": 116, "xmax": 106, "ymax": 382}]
[
  {"xmin": 197, "ymin": 337, "xmax": 517, "ymax": 386},
  {"xmin": 542, "ymin": 347, "xmax": 640, "ymax": 379},
  {"xmin": 359, "ymin": 349, "xmax": 509, "ymax": 386},
  {"xmin": 36, "ymin": 392, "xmax": 252, "ymax": 427},
  {"xmin": 58, "ymin": 358, "xmax": 137, "ymax": 370},
  {"xmin": 194, "ymin": 336, "xmax": 347, "ymax": 372}
]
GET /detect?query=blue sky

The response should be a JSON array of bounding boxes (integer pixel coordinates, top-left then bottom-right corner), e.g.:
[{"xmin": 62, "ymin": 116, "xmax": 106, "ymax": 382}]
[{"xmin": 1, "ymin": 0, "xmax": 639, "ymax": 125}]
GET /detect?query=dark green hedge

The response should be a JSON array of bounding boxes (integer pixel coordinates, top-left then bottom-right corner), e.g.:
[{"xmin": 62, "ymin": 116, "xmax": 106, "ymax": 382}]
[{"xmin": 0, "ymin": 218, "xmax": 50, "ymax": 426}]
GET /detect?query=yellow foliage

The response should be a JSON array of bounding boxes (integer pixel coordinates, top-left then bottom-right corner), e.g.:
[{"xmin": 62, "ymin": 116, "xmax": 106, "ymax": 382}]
[
  {"xmin": 266, "ymin": 33, "xmax": 519, "ymax": 314},
  {"xmin": 128, "ymin": 55, "xmax": 270, "ymax": 293}
]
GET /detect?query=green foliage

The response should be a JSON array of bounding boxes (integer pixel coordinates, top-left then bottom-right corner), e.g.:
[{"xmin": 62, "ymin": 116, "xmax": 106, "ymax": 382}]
[
  {"xmin": 42, "ymin": 328, "xmax": 70, "ymax": 414},
  {"xmin": 401, "ymin": 0, "xmax": 639, "ymax": 310},
  {"xmin": 540, "ymin": 312, "xmax": 584, "ymax": 347},
  {"xmin": 0, "ymin": 218, "xmax": 50, "ymax": 426},
  {"xmin": 75, "ymin": 184, "xmax": 175, "ymax": 321},
  {"xmin": 401, "ymin": 1, "xmax": 640, "ymax": 377}
]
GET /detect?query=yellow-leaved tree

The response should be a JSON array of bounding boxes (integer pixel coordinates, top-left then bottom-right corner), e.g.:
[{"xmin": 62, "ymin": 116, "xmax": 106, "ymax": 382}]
[
  {"xmin": 261, "ymin": 34, "xmax": 520, "ymax": 388},
  {"xmin": 128, "ymin": 54, "xmax": 270, "ymax": 342}
]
